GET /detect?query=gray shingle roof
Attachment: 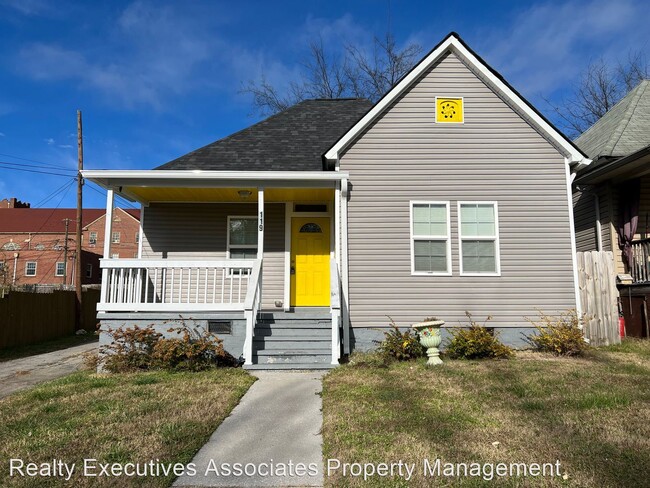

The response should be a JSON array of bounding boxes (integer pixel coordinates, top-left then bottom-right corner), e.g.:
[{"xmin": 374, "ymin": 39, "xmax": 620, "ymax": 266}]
[
  {"xmin": 575, "ymin": 80, "xmax": 650, "ymax": 160},
  {"xmin": 156, "ymin": 98, "xmax": 373, "ymax": 171}
]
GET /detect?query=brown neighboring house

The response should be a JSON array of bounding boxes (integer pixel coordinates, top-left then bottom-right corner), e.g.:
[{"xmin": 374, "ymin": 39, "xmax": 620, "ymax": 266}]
[{"xmin": 0, "ymin": 203, "xmax": 140, "ymax": 286}]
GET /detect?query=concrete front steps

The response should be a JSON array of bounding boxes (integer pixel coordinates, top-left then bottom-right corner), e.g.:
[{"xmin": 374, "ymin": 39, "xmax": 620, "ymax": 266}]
[{"xmin": 244, "ymin": 309, "xmax": 337, "ymax": 370}]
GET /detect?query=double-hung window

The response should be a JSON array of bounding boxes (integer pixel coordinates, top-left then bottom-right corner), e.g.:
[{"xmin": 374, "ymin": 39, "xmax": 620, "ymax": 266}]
[
  {"xmin": 458, "ymin": 202, "xmax": 500, "ymax": 275},
  {"xmin": 112, "ymin": 232, "xmax": 121, "ymax": 244},
  {"xmin": 89, "ymin": 231, "xmax": 97, "ymax": 244},
  {"xmin": 55, "ymin": 262, "xmax": 66, "ymax": 276},
  {"xmin": 410, "ymin": 202, "xmax": 451, "ymax": 275},
  {"xmin": 227, "ymin": 216, "xmax": 258, "ymax": 260},
  {"xmin": 25, "ymin": 262, "xmax": 37, "ymax": 276}
]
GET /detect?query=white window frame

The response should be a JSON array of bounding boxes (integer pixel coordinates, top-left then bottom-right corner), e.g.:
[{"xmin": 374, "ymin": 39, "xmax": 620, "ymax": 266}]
[
  {"xmin": 409, "ymin": 201, "xmax": 452, "ymax": 276},
  {"xmin": 458, "ymin": 201, "xmax": 501, "ymax": 277},
  {"xmin": 89, "ymin": 231, "xmax": 97, "ymax": 245},
  {"xmin": 135, "ymin": 232, "xmax": 139, "ymax": 244},
  {"xmin": 25, "ymin": 261, "xmax": 37, "ymax": 276},
  {"xmin": 55, "ymin": 261, "xmax": 66, "ymax": 276},
  {"xmin": 226, "ymin": 215, "xmax": 258, "ymax": 259},
  {"xmin": 111, "ymin": 231, "xmax": 121, "ymax": 243},
  {"xmin": 111, "ymin": 253, "xmax": 119, "ymax": 259}
]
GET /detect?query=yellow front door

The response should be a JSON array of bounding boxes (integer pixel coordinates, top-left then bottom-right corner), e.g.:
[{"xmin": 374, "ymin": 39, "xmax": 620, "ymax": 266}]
[{"xmin": 291, "ymin": 217, "xmax": 330, "ymax": 307}]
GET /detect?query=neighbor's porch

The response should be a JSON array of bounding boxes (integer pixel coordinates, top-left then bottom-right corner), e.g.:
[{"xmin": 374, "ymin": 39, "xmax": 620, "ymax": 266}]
[{"xmin": 82, "ymin": 170, "xmax": 352, "ymax": 366}]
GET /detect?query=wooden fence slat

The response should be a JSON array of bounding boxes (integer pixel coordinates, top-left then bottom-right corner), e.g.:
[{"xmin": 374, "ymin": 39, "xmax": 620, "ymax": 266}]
[{"xmin": 577, "ymin": 251, "xmax": 620, "ymax": 346}]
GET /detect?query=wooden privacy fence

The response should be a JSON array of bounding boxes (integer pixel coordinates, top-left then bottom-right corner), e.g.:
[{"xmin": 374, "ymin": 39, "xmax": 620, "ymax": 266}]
[
  {"xmin": 0, "ymin": 289, "xmax": 100, "ymax": 349},
  {"xmin": 577, "ymin": 251, "xmax": 620, "ymax": 346}
]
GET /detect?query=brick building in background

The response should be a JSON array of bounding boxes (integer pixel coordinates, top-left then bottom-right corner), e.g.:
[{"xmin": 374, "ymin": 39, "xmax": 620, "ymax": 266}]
[{"xmin": 0, "ymin": 203, "xmax": 139, "ymax": 287}]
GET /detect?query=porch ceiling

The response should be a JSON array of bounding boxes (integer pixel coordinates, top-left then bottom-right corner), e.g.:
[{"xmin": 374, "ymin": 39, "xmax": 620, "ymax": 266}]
[{"xmin": 125, "ymin": 186, "xmax": 334, "ymax": 203}]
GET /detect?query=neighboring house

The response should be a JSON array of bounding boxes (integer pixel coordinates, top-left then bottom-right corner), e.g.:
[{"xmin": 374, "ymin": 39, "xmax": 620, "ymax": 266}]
[
  {"xmin": 83, "ymin": 32, "xmax": 590, "ymax": 369},
  {"xmin": 0, "ymin": 204, "xmax": 139, "ymax": 286},
  {"xmin": 572, "ymin": 79, "xmax": 650, "ymax": 337}
]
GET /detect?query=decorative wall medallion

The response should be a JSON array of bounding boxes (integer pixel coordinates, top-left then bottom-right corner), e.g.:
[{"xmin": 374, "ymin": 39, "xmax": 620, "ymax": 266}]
[{"xmin": 435, "ymin": 97, "xmax": 464, "ymax": 123}]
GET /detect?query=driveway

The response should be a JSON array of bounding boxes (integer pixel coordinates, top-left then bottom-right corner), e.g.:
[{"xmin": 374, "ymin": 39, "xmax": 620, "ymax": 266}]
[{"xmin": 0, "ymin": 342, "xmax": 98, "ymax": 399}]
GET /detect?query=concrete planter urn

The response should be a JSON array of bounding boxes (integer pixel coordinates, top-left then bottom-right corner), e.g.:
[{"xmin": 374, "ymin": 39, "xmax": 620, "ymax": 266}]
[{"xmin": 412, "ymin": 319, "xmax": 445, "ymax": 366}]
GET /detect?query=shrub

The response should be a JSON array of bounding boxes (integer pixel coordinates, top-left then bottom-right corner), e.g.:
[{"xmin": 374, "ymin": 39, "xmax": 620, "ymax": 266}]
[
  {"xmin": 376, "ymin": 318, "xmax": 426, "ymax": 361},
  {"xmin": 525, "ymin": 309, "xmax": 588, "ymax": 356},
  {"xmin": 100, "ymin": 322, "xmax": 235, "ymax": 373},
  {"xmin": 445, "ymin": 312, "xmax": 513, "ymax": 360}
]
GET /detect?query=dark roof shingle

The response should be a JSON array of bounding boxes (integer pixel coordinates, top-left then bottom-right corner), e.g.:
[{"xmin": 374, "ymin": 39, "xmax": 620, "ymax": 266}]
[
  {"xmin": 0, "ymin": 208, "xmax": 139, "ymax": 233},
  {"xmin": 156, "ymin": 98, "xmax": 373, "ymax": 171}
]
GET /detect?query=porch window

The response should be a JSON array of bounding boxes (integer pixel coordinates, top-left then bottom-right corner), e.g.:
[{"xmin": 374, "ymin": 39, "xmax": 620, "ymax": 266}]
[
  {"xmin": 458, "ymin": 202, "xmax": 500, "ymax": 275},
  {"xmin": 227, "ymin": 216, "xmax": 258, "ymax": 260},
  {"xmin": 55, "ymin": 262, "xmax": 66, "ymax": 276},
  {"xmin": 410, "ymin": 201, "xmax": 451, "ymax": 275}
]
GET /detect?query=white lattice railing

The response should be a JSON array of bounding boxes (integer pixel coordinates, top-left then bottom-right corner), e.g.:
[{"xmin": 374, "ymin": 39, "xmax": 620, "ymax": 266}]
[{"xmin": 98, "ymin": 259, "xmax": 260, "ymax": 312}]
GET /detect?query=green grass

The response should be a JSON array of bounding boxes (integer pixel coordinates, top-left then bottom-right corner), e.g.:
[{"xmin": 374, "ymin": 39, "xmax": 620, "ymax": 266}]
[
  {"xmin": 0, "ymin": 368, "xmax": 255, "ymax": 487},
  {"xmin": 0, "ymin": 333, "xmax": 99, "ymax": 362},
  {"xmin": 322, "ymin": 339, "xmax": 650, "ymax": 488}
]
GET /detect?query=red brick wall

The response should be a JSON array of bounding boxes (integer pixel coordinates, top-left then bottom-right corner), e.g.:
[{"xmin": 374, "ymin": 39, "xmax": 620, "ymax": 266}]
[{"xmin": 0, "ymin": 208, "xmax": 140, "ymax": 286}]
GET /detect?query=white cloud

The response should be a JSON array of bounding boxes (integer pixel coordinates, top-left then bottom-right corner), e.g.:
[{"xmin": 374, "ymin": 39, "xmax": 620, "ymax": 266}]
[
  {"xmin": 58, "ymin": 144, "xmax": 73, "ymax": 149},
  {"xmin": 481, "ymin": 0, "xmax": 649, "ymax": 97},
  {"xmin": 0, "ymin": 0, "xmax": 51, "ymax": 16},
  {"xmin": 15, "ymin": 1, "xmax": 225, "ymax": 109},
  {"xmin": 44, "ymin": 137, "xmax": 54, "ymax": 145}
]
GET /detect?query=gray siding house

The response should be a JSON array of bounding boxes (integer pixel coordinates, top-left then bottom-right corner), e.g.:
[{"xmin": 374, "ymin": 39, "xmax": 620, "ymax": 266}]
[{"xmin": 84, "ymin": 33, "xmax": 591, "ymax": 368}]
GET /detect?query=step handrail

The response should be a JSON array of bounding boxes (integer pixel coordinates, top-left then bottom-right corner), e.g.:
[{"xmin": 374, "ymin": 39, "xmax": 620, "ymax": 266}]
[{"xmin": 330, "ymin": 259, "xmax": 342, "ymax": 365}]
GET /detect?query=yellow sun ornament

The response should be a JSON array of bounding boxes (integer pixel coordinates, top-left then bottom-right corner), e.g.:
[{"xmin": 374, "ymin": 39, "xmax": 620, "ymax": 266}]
[{"xmin": 436, "ymin": 97, "xmax": 464, "ymax": 123}]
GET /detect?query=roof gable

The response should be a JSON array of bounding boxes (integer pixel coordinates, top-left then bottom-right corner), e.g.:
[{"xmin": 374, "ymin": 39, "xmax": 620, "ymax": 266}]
[
  {"xmin": 156, "ymin": 99, "xmax": 373, "ymax": 172},
  {"xmin": 575, "ymin": 80, "xmax": 650, "ymax": 160},
  {"xmin": 324, "ymin": 32, "xmax": 589, "ymax": 168}
]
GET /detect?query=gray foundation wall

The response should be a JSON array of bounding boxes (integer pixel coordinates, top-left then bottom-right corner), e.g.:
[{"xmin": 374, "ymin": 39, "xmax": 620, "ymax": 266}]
[{"xmin": 98, "ymin": 313, "xmax": 246, "ymax": 360}]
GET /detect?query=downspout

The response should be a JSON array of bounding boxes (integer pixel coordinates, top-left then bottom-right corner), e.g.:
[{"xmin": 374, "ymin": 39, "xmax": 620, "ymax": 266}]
[
  {"xmin": 594, "ymin": 192, "xmax": 603, "ymax": 251},
  {"xmin": 12, "ymin": 252, "xmax": 18, "ymax": 285},
  {"xmin": 566, "ymin": 161, "xmax": 584, "ymax": 323}
]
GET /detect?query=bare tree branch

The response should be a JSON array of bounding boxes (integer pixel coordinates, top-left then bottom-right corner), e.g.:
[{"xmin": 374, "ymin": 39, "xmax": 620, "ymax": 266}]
[
  {"xmin": 545, "ymin": 51, "xmax": 649, "ymax": 138},
  {"xmin": 241, "ymin": 32, "xmax": 422, "ymax": 116}
]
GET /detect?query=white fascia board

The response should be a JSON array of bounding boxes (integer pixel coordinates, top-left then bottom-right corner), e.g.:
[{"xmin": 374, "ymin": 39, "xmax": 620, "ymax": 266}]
[
  {"xmin": 82, "ymin": 170, "xmax": 350, "ymax": 190},
  {"xmin": 324, "ymin": 35, "xmax": 591, "ymax": 168}
]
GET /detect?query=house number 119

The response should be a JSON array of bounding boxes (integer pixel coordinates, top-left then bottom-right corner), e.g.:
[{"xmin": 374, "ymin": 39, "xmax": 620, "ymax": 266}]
[{"xmin": 259, "ymin": 211, "xmax": 264, "ymax": 231}]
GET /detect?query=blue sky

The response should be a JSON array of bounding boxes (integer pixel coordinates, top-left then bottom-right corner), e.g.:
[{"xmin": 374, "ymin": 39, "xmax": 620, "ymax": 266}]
[{"xmin": 0, "ymin": 0, "xmax": 648, "ymax": 209}]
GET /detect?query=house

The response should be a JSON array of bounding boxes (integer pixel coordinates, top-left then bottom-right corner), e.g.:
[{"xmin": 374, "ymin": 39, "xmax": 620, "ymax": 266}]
[
  {"xmin": 83, "ymin": 32, "xmax": 590, "ymax": 368},
  {"xmin": 0, "ymin": 204, "xmax": 139, "ymax": 287},
  {"xmin": 572, "ymin": 79, "xmax": 650, "ymax": 337}
]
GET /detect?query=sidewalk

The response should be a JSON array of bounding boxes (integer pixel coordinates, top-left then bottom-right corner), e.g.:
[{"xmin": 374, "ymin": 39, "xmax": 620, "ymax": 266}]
[
  {"xmin": 174, "ymin": 371, "xmax": 325, "ymax": 487},
  {"xmin": 0, "ymin": 342, "xmax": 97, "ymax": 399}
]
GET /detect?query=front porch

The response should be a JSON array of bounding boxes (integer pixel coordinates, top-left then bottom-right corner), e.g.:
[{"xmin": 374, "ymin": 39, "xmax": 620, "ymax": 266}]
[{"xmin": 84, "ymin": 170, "xmax": 351, "ymax": 368}]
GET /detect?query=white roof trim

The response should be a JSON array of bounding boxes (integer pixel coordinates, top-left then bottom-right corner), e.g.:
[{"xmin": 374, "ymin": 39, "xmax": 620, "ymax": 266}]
[
  {"xmin": 324, "ymin": 34, "xmax": 590, "ymax": 168},
  {"xmin": 83, "ymin": 170, "xmax": 348, "ymax": 184}
]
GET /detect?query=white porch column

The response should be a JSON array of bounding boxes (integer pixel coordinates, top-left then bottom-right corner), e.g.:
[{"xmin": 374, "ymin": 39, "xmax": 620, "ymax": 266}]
[
  {"xmin": 100, "ymin": 188, "xmax": 115, "ymax": 305},
  {"xmin": 341, "ymin": 178, "xmax": 351, "ymax": 354},
  {"xmin": 257, "ymin": 187, "xmax": 264, "ymax": 258}
]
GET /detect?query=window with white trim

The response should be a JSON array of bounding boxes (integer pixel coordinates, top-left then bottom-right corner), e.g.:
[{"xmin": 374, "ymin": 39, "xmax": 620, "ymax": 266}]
[
  {"xmin": 458, "ymin": 202, "xmax": 500, "ymax": 275},
  {"xmin": 89, "ymin": 231, "xmax": 97, "ymax": 244},
  {"xmin": 111, "ymin": 253, "xmax": 119, "ymax": 259},
  {"xmin": 25, "ymin": 262, "xmax": 37, "ymax": 276},
  {"xmin": 55, "ymin": 262, "xmax": 66, "ymax": 276},
  {"xmin": 410, "ymin": 202, "xmax": 450, "ymax": 274},
  {"xmin": 227, "ymin": 216, "xmax": 257, "ymax": 260},
  {"xmin": 111, "ymin": 232, "xmax": 121, "ymax": 243},
  {"xmin": 135, "ymin": 232, "xmax": 139, "ymax": 244}
]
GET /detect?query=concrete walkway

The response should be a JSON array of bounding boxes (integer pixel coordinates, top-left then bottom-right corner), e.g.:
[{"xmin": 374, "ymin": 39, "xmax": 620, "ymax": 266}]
[
  {"xmin": 0, "ymin": 342, "xmax": 98, "ymax": 399},
  {"xmin": 174, "ymin": 371, "xmax": 325, "ymax": 487}
]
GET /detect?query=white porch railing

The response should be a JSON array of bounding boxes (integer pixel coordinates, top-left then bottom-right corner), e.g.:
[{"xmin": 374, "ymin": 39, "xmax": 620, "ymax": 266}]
[
  {"xmin": 243, "ymin": 260, "xmax": 263, "ymax": 365},
  {"xmin": 98, "ymin": 259, "xmax": 259, "ymax": 312},
  {"xmin": 330, "ymin": 259, "xmax": 342, "ymax": 365}
]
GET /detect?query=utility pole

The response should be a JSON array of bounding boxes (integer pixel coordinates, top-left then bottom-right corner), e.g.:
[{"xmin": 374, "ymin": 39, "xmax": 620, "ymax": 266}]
[
  {"xmin": 63, "ymin": 218, "xmax": 70, "ymax": 285},
  {"xmin": 76, "ymin": 110, "xmax": 84, "ymax": 331}
]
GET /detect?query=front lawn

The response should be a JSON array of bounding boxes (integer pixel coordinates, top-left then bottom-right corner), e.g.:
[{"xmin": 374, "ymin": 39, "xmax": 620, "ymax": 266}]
[
  {"xmin": 323, "ymin": 339, "xmax": 650, "ymax": 487},
  {"xmin": 0, "ymin": 368, "xmax": 255, "ymax": 487}
]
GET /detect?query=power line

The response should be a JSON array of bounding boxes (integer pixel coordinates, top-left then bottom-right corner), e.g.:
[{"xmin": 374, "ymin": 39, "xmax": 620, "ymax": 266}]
[
  {"xmin": 0, "ymin": 152, "xmax": 75, "ymax": 171},
  {"xmin": 86, "ymin": 181, "xmax": 138, "ymax": 209},
  {"xmin": 34, "ymin": 178, "xmax": 77, "ymax": 208},
  {"xmin": 0, "ymin": 159, "xmax": 76, "ymax": 173},
  {"xmin": 0, "ymin": 162, "xmax": 76, "ymax": 178}
]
